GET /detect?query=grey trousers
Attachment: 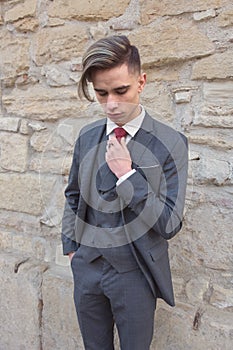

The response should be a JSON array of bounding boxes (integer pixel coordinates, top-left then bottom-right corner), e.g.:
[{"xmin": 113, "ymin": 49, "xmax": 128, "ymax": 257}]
[{"xmin": 71, "ymin": 249, "xmax": 156, "ymax": 350}]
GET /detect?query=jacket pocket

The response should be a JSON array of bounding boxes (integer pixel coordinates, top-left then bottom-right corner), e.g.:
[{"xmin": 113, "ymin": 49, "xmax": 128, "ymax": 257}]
[
  {"xmin": 137, "ymin": 165, "xmax": 162, "ymax": 195},
  {"xmin": 148, "ymin": 240, "xmax": 168, "ymax": 262}
]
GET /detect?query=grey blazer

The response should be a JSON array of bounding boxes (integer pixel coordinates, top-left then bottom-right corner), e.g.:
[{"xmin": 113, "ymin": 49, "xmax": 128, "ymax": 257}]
[{"xmin": 62, "ymin": 112, "xmax": 188, "ymax": 306}]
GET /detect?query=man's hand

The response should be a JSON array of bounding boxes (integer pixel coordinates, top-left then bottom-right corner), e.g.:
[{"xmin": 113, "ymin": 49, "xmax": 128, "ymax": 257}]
[
  {"xmin": 68, "ymin": 251, "xmax": 75, "ymax": 262},
  {"xmin": 106, "ymin": 136, "xmax": 132, "ymax": 178}
]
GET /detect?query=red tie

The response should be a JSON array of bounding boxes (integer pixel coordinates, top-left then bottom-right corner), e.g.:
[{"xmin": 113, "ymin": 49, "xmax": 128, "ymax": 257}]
[{"xmin": 114, "ymin": 127, "xmax": 127, "ymax": 141}]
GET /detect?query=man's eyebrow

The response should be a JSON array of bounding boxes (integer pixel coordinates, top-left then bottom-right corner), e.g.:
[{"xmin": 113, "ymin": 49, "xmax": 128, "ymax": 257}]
[
  {"xmin": 94, "ymin": 85, "xmax": 130, "ymax": 93},
  {"xmin": 94, "ymin": 88, "xmax": 107, "ymax": 92},
  {"xmin": 114, "ymin": 85, "xmax": 130, "ymax": 91}
]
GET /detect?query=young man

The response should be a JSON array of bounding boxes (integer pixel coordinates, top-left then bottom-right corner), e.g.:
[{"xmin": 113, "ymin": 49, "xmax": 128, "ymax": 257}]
[{"xmin": 62, "ymin": 35, "xmax": 188, "ymax": 349}]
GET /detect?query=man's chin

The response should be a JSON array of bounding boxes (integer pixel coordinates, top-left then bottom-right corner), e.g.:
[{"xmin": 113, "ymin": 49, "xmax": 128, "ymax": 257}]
[{"xmin": 107, "ymin": 113, "xmax": 125, "ymax": 121}]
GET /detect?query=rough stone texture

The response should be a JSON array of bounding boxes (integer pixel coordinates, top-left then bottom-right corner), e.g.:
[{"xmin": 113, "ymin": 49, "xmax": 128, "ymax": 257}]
[
  {"xmin": 0, "ymin": 117, "xmax": 20, "ymax": 132},
  {"xmin": 41, "ymin": 266, "xmax": 83, "ymax": 349},
  {"xmin": 32, "ymin": 24, "xmax": 89, "ymax": 66},
  {"xmin": 0, "ymin": 29, "xmax": 30, "ymax": 86},
  {"xmin": 0, "ymin": 173, "xmax": 56, "ymax": 215},
  {"xmin": 193, "ymin": 9, "xmax": 217, "ymax": 21},
  {"xmin": 4, "ymin": 0, "xmax": 37, "ymax": 23},
  {"xmin": 2, "ymin": 85, "xmax": 85, "ymax": 120},
  {"xmin": 218, "ymin": 5, "xmax": 233, "ymax": 27},
  {"xmin": 192, "ymin": 50, "xmax": 233, "ymax": 79},
  {"xmin": 141, "ymin": 83, "xmax": 173, "ymax": 122},
  {"xmin": 0, "ymin": 252, "xmax": 48, "ymax": 350},
  {"xmin": 0, "ymin": 132, "xmax": 29, "ymax": 172},
  {"xmin": 140, "ymin": 0, "xmax": 227, "ymax": 24},
  {"xmin": 129, "ymin": 19, "xmax": 215, "ymax": 67},
  {"xmin": 47, "ymin": 0, "xmax": 130, "ymax": 21},
  {"xmin": 0, "ymin": 0, "xmax": 233, "ymax": 349},
  {"xmin": 153, "ymin": 301, "xmax": 233, "ymax": 350}
]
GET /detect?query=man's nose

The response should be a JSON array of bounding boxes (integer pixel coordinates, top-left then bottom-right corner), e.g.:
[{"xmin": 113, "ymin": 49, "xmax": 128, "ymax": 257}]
[{"xmin": 106, "ymin": 95, "xmax": 118, "ymax": 111}]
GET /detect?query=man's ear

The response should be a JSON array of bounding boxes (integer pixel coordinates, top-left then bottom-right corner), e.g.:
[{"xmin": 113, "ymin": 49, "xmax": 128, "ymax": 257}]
[{"xmin": 138, "ymin": 72, "xmax": 146, "ymax": 93}]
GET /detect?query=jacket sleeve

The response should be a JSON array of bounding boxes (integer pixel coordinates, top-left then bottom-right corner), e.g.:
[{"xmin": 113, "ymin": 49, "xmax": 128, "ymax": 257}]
[
  {"xmin": 61, "ymin": 138, "xmax": 80, "ymax": 255},
  {"xmin": 116, "ymin": 134, "xmax": 188, "ymax": 240}
]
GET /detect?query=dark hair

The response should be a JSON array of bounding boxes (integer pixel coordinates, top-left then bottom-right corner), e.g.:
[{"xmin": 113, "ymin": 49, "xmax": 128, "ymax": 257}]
[{"xmin": 78, "ymin": 35, "xmax": 141, "ymax": 101}]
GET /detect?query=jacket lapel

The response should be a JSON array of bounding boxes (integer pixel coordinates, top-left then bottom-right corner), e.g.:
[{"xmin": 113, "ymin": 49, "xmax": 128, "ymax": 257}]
[{"xmin": 128, "ymin": 112, "xmax": 155, "ymax": 166}]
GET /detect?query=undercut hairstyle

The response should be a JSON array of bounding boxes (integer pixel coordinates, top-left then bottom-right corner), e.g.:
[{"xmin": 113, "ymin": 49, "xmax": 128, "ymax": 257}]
[{"xmin": 78, "ymin": 35, "xmax": 141, "ymax": 102}]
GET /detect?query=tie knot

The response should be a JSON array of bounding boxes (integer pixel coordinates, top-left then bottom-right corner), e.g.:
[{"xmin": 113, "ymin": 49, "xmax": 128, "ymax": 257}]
[{"xmin": 114, "ymin": 127, "xmax": 127, "ymax": 140}]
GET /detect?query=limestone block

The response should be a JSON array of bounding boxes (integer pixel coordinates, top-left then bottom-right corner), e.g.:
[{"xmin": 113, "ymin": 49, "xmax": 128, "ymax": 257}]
[
  {"xmin": 193, "ymin": 114, "xmax": 233, "ymax": 128},
  {"xmin": 218, "ymin": 6, "xmax": 233, "ymax": 27},
  {"xmin": 10, "ymin": 234, "xmax": 48, "ymax": 260},
  {"xmin": 41, "ymin": 265, "xmax": 84, "ymax": 349},
  {"xmin": 0, "ymin": 117, "xmax": 20, "ymax": 132},
  {"xmin": 153, "ymin": 302, "xmax": 233, "ymax": 349},
  {"xmin": 0, "ymin": 230, "xmax": 13, "ymax": 250},
  {"xmin": 186, "ymin": 276, "xmax": 210, "ymax": 304},
  {"xmin": 47, "ymin": 18, "xmax": 66, "ymax": 27},
  {"xmin": 13, "ymin": 233, "xmax": 33, "ymax": 253},
  {"xmin": 39, "ymin": 176, "xmax": 66, "ymax": 228},
  {"xmin": 210, "ymin": 284, "xmax": 233, "ymax": 309},
  {"xmin": 0, "ymin": 29, "xmax": 30, "ymax": 85},
  {"xmin": 203, "ymin": 82, "xmax": 233, "ymax": 108},
  {"xmin": 57, "ymin": 122, "xmax": 76, "ymax": 145},
  {"xmin": 176, "ymin": 189, "xmax": 233, "ymax": 271},
  {"xmin": 2, "ymin": 85, "xmax": 84, "ymax": 121},
  {"xmin": 129, "ymin": 19, "xmax": 215, "ymax": 67},
  {"xmin": 0, "ymin": 132, "xmax": 29, "ymax": 172},
  {"xmin": 191, "ymin": 153, "xmax": 231, "ymax": 185},
  {"xmin": 0, "ymin": 252, "xmax": 48, "ymax": 350},
  {"xmin": 0, "ymin": 210, "xmax": 41, "ymax": 236},
  {"xmin": 30, "ymin": 129, "xmax": 65, "ymax": 152},
  {"xmin": 188, "ymin": 129, "xmax": 233, "ymax": 150},
  {"xmin": 192, "ymin": 50, "xmax": 233, "ymax": 80},
  {"xmin": 47, "ymin": 0, "xmax": 130, "ymax": 21},
  {"xmin": 11, "ymin": 17, "xmax": 39, "ymax": 32},
  {"xmin": 193, "ymin": 82, "xmax": 233, "ymax": 127},
  {"xmin": 32, "ymin": 237, "xmax": 48, "ymax": 260},
  {"xmin": 107, "ymin": 0, "xmax": 139, "ymax": 30},
  {"xmin": 140, "ymin": 0, "xmax": 224, "ymax": 24},
  {"xmin": 145, "ymin": 66, "xmax": 179, "ymax": 82},
  {"xmin": 32, "ymin": 24, "xmax": 89, "ymax": 66},
  {"xmin": 30, "ymin": 154, "xmax": 72, "ymax": 176},
  {"xmin": 15, "ymin": 71, "xmax": 40, "ymax": 87},
  {"xmin": 90, "ymin": 23, "xmax": 108, "ymax": 40},
  {"xmin": 141, "ymin": 83, "xmax": 173, "ymax": 121},
  {"xmin": 42, "ymin": 64, "xmax": 79, "ymax": 87},
  {"xmin": 0, "ymin": 173, "xmax": 55, "ymax": 215},
  {"xmin": 175, "ymin": 91, "xmax": 192, "ymax": 104},
  {"xmin": 55, "ymin": 243, "xmax": 70, "ymax": 266},
  {"xmin": 4, "ymin": 0, "xmax": 37, "ymax": 23},
  {"xmin": 28, "ymin": 121, "xmax": 47, "ymax": 132},
  {"xmin": 20, "ymin": 118, "xmax": 31, "ymax": 134},
  {"xmin": 193, "ymin": 9, "xmax": 216, "ymax": 21}
]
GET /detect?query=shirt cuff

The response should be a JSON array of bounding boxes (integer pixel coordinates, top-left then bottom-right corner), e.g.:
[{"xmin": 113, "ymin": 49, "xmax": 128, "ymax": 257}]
[{"xmin": 116, "ymin": 169, "xmax": 136, "ymax": 186}]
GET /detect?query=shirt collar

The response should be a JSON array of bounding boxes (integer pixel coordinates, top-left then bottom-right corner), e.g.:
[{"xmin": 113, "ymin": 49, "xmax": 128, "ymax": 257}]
[{"xmin": 106, "ymin": 105, "xmax": 145, "ymax": 137}]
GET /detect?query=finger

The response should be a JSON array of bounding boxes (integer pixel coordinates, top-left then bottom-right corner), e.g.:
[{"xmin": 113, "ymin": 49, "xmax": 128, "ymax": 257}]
[
  {"xmin": 119, "ymin": 137, "xmax": 130, "ymax": 152},
  {"xmin": 119, "ymin": 136, "xmax": 126, "ymax": 146}
]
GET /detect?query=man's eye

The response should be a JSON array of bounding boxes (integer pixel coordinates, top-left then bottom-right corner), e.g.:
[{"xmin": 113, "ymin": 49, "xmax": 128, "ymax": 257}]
[
  {"xmin": 98, "ymin": 91, "xmax": 108, "ymax": 96},
  {"xmin": 116, "ymin": 89, "xmax": 127, "ymax": 95}
]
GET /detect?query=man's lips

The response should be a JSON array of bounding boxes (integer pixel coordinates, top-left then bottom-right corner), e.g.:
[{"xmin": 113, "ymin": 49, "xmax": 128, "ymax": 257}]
[{"xmin": 107, "ymin": 113, "xmax": 123, "ymax": 118}]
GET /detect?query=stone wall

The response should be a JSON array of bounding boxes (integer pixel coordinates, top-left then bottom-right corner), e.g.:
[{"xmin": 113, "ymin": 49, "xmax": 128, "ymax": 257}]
[{"xmin": 0, "ymin": 0, "xmax": 233, "ymax": 349}]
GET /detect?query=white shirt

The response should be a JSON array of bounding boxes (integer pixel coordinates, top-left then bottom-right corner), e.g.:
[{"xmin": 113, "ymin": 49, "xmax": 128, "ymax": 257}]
[
  {"xmin": 106, "ymin": 105, "xmax": 145, "ymax": 142},
  {"xmin": 106, "ymin": 105, "xmax": 145, "ymax": 185}
]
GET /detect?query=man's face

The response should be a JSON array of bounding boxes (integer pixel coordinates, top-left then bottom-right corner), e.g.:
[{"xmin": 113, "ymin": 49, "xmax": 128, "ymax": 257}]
[{"xmin": 91, "ymin": 63, "xmax": 146, "ymax": 126}]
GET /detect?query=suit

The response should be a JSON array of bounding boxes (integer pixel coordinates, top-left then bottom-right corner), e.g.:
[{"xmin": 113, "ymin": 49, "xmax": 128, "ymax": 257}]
[{"xmin": 62, "ymin": 111, "xmax": 188, "ymax": 348}]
